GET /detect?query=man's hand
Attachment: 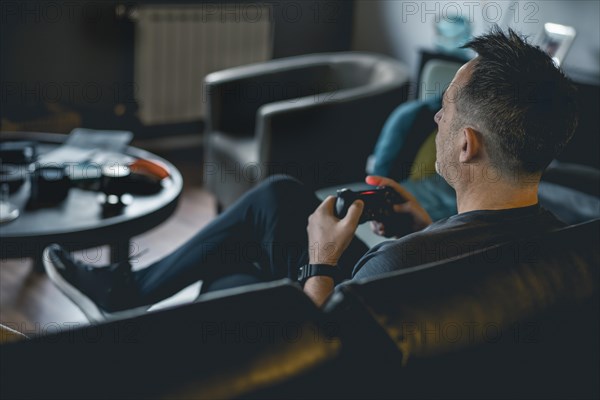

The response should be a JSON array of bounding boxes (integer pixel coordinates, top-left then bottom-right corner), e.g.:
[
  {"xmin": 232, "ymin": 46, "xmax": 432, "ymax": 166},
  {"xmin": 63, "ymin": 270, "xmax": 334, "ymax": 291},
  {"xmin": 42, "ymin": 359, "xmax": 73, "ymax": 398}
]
[
  {"xmin": 307, "ymin": 196, "xmax": 364, "ymax": 265},
  {"xmin": 304, "ymin": 196, "xmax": 363, "ymax": 307},
  {"xmin": 366, "ymin": 175, "xmax": 432, "ymax": 238}
]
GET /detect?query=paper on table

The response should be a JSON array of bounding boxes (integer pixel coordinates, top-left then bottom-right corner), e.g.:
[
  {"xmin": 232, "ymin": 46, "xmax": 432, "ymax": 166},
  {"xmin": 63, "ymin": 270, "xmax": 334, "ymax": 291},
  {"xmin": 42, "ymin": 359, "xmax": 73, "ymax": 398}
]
[{"xmin": 36, "ymin": 128, "xmax": 133, "ymax": 166}]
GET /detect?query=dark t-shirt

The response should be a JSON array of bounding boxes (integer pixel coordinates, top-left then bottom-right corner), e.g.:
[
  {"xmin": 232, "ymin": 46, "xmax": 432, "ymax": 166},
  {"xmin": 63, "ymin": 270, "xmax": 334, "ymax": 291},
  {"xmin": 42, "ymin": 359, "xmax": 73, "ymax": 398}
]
[{"xmin": 350, "ymin": 204, "xmax": 565, "ymax": 281}]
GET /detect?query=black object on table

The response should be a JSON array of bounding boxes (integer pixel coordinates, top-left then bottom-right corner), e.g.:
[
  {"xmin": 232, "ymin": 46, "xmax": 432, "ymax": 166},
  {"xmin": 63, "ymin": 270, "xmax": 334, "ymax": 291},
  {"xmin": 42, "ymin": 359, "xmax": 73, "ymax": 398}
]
[{"xmin": 0, "ymin": 132, "xmax": 183, "ymax": 269}]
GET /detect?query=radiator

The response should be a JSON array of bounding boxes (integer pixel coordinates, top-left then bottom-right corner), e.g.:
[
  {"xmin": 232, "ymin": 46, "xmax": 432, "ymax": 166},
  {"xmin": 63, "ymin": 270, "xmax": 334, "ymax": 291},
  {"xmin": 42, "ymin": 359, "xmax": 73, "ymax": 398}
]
[{"xmin": 133, "ymin": 4, "xmax": 273, "ymax": 125}]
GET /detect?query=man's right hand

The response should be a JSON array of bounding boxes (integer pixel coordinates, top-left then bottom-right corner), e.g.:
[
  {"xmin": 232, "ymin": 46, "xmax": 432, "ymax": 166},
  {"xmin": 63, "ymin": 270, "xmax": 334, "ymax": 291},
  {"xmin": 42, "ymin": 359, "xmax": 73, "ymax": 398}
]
[{"xmin": 366, "ymin": 175, "xmax": 433, "ymax": 238}]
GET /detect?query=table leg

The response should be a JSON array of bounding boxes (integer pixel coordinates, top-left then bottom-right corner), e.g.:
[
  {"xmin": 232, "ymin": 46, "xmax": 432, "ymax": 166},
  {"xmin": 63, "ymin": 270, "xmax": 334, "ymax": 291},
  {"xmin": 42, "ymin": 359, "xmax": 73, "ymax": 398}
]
[{"xmin": 110, "ymin": 240, "xmax": 130, "ymax": 264}]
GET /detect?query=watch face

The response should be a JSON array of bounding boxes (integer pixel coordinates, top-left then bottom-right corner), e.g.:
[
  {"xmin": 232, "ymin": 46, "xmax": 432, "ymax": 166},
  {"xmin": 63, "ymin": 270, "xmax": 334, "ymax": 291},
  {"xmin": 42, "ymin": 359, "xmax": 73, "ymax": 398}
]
[{"xmin": 297, "ymin": 265, "xmax": 307, "ymax": 282}]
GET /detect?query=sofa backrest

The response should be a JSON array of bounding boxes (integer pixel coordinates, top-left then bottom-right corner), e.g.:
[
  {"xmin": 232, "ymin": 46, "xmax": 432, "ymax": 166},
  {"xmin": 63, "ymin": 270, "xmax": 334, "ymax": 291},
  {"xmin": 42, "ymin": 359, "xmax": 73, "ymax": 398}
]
[
  {"xmin": 0, "ymin": 280, "xmax": 340, "ymax": 399},
  {"xmin": 3, "ymin": 220, "xmax": 597, "ymax": 399},
  {"xmin": 324, "ymin": 218, "xmax": 600, "ymax": 398},
  {"xmin": 205, "ymin": 52, "xmax": 409, "ymax": 137},
  {"xmin": 210, "ymin": 64, "xmax": 335, "ymax": 135}
]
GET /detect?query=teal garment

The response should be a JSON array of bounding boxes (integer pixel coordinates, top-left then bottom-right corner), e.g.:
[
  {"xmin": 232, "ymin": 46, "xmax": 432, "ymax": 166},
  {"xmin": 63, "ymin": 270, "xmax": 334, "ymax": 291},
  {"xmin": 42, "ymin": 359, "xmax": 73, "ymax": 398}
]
[
  {"xmin": 400, "ymin": 174, "xmax": 457, "ymax": 222},
  {"xmin": 372, "ymin": 97, "xmax": 442, "ymax": 181},
  {"xmin": 371, "ymin": 97, "xmax": 453, "ymax": 221}
]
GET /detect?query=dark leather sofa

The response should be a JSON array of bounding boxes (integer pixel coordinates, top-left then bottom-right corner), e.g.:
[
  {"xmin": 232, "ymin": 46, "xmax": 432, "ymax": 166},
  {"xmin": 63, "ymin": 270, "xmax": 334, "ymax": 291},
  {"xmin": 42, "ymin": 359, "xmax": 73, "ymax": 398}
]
[{"xmin": 1, "ymin": 218, "xmax": 598, "ymax": 399}]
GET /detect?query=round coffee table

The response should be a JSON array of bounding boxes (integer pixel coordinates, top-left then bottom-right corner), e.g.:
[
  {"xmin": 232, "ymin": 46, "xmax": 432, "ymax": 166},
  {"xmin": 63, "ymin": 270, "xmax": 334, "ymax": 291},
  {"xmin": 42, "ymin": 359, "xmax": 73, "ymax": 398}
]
[{"xmin": 0, "ymin": 132, "xmax": 183, "ymax": 268}]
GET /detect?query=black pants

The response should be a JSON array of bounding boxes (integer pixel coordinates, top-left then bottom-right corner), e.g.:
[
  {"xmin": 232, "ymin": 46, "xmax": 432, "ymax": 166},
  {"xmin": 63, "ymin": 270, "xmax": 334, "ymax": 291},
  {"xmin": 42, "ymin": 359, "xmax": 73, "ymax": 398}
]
[{"xmin": 133, "ymin": 175, "xmax": 369, "ymax": 305}]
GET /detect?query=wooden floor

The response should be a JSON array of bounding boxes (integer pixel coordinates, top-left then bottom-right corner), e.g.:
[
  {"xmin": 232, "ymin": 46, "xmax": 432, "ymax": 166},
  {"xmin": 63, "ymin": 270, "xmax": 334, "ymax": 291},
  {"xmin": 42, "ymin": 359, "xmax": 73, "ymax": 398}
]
[{"xmin": 0, "ymin": 142, "xmax": 216, "ymax": 336}]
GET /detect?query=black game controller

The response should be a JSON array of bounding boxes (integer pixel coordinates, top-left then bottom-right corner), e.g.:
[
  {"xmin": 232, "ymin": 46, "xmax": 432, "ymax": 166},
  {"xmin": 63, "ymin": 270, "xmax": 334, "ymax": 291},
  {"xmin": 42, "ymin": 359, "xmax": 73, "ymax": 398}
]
[{"xmin": 334, "ymin": 186, "xmax": 406, "ymax": 224}]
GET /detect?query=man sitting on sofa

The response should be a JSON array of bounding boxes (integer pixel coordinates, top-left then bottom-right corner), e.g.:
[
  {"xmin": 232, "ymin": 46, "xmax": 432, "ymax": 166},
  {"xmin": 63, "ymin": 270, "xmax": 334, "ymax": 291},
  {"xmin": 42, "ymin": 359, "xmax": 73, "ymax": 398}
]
[{"xmin": 45, "ymin": 27, "xmax": 579, "ymax": 317}]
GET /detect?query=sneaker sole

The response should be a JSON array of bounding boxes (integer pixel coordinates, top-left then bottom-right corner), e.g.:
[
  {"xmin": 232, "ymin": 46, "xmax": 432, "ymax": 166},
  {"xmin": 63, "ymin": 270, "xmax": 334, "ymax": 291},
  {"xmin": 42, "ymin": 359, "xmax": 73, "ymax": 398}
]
[{"xmin": 43, "ymin": 247, "xmax": 149, "ymax": 324}]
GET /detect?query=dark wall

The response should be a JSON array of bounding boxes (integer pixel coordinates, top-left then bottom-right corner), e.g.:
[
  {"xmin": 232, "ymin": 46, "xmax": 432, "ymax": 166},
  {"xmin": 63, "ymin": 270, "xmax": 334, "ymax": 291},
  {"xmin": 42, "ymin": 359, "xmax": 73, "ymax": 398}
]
[
  {"xmin": 271, "ymin": 0, "xmax": 353, "ymax": 58},
  {"xmin": 1, "ymin": 1, "xmax": 132, "ymax": 117},
  {"xmin": 559, "ymin": 80, "xmax": 600, "ymax": 168},
  {"xmin": 1, "ymin": 0, "xmax": 353, "ymax": 137}
]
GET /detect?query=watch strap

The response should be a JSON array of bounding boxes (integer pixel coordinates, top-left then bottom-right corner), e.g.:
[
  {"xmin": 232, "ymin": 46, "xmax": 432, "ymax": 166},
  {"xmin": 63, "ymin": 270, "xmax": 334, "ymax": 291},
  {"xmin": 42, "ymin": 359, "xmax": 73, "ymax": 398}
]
[{"xmin": 297, "ymin": 263, "xmax": 339, "ymax": 284}]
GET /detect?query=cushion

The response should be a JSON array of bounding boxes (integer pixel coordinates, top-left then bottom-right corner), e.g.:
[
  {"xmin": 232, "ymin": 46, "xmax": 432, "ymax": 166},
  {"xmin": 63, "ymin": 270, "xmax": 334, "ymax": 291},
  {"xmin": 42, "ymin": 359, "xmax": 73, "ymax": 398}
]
[
  {"xmin": 371, "ymin": 97, "xmax": 441, "ymax": 181},
  {"xmin": 408, "ymin": 129, "xmax": 438, "ymax": 181}
]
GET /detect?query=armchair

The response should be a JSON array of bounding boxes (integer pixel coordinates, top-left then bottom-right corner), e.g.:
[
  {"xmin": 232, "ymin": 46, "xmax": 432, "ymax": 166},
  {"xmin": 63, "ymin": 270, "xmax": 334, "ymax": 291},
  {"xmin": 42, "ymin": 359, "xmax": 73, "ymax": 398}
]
[{"xmin": 203, "ymin": 52, "xmax": 410, "ymax": 209}]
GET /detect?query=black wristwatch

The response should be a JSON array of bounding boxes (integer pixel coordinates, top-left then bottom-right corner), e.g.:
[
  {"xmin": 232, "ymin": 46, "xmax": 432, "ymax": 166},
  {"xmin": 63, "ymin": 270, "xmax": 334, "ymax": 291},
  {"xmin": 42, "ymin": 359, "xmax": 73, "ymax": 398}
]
[{"xmin": 297, "ymin": 263, "xmax": 340, "ymax": 285}]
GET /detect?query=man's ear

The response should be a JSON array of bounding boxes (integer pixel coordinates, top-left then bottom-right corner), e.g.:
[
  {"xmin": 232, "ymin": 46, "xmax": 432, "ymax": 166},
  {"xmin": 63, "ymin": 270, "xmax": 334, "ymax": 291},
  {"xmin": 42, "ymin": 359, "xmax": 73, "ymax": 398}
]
[{"xmin": 459, "ymin": 127, "xmax": 482, "ymax": 163}]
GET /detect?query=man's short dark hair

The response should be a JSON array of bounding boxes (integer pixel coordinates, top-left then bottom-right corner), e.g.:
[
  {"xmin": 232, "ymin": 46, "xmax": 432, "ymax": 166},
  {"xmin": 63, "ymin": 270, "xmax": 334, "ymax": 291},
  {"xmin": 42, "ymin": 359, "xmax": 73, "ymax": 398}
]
[{"xmin": 456, "ymin": 26, "xmax": 578, "ymax": 177}]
